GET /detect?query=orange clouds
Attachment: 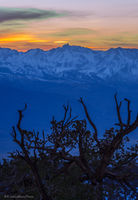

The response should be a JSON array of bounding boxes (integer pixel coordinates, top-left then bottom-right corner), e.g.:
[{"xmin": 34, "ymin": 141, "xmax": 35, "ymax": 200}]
[
  {"xmin": 0, "ymin": 34, "xmax": 33, "ymax": 42},
  {"xmin": 0, "ymin": 34, "xmax": 50, "ymax": 43}
]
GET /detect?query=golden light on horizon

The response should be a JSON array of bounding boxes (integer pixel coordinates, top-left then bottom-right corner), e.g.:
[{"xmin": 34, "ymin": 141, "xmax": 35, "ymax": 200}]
[
  {"xmin": 54, "ymin": 40, "xmax": 68, "ymax": 44},
  {"xmin": 0, "ymin": 34, "xmax": 50, "ymax": 43},
  {"xmin": 0, "ymin": 35, "xmax": 33, "ymax": 42}
]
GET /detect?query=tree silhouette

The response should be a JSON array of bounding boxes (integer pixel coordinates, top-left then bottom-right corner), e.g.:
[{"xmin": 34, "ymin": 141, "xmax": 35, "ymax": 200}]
[{"xmin": 0, "ymin": 95, "xmax": 137, "ymax": 200}]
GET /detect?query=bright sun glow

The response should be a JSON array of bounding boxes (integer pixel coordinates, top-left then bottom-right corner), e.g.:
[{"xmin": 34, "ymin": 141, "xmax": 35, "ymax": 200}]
[{"xmin": 54, "ymin": 41, "xmax": 68, "ymax": 44}]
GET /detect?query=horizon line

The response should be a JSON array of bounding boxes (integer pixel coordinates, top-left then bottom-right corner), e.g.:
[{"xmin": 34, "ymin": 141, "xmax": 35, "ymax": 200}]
[{"xmin": 0, "ymin": 44, "xmax": 138, "ymax": 53}]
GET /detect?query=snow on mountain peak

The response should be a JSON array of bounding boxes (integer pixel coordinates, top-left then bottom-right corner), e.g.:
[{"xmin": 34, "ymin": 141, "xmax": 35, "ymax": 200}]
[{"xmin": 0, "ymin": 45, "xmax": 138, "ymax": 82}]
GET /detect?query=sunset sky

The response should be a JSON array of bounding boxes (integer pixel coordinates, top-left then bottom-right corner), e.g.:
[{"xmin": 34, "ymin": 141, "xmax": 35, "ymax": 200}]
[{"xmin": 0, "ymin": 0, "xmax": 138, "ymax": 51}]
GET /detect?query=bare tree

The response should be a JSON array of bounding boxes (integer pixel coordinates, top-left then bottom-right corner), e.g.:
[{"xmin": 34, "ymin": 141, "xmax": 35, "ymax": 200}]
[
  {"xmin": 10, "ymin": 104, "xmax": 52, "ymax": 200},
  {"xmin": 45, "ymin": 95, "xmax": 138, "ymax": 199},
  {"xmin": 78, "ymin": 94, "xmax": 138, "ymax": 199},
  {"xmin": 7, "ymin": 95, "xmax": 138, "ymax": 200}
]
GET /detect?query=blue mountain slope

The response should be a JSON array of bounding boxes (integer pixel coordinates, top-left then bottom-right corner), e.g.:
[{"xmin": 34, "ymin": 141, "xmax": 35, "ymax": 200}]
[{"xmin": 0, "ymin": 44, "xmax": 138, "ymax": 81}]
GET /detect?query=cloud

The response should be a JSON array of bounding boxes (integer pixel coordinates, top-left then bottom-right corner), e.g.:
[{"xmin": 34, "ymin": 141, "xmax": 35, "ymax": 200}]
[
  {"xmin": 0, "ymin": 21, "xmax": 25, "ymax": 34},
  {"xmin": 0, "ymin": 22, "xmax": 26, "ymax": 38},
  {"xmin": 100, "ymin": 8, "xmax": 138, "ymax": 19},
  {"xmin": 73, "ymin": 40, "xmax": 90, "ymax": 44},
  {"xmin": 66, "ymin": 10, "xmax": 94, "ymax": 18},
  {"xmin": 102, "ymin": 34, "xmax": 138, "ymax": 44},
  {"xmin": 50, "ymin": 28, "xmax": 96, "ymax": 37},
  {"xmin": 0, "ymin": 7, "xmax": 68, "ymax": 23}
]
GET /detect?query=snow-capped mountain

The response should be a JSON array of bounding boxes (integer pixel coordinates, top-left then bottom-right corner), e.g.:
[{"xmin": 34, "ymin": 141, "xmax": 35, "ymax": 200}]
[{"xmin": 0, "ymin": 44, "xmax": 138, "ymax": 81}]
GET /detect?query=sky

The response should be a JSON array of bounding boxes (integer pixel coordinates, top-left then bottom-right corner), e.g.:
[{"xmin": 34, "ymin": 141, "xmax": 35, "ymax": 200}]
[{"xmin": 0, "ymin": 0, "xmax": 138, "ymax": 51}]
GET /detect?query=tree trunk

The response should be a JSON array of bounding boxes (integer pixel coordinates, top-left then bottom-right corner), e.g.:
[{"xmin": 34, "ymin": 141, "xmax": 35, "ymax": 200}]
[
  {"xmin": 30, "ymin": 163, "xmax": 52, "ymax": 200},
  {"xmin": 93, "ymin": 182, "xmax": 103, "ymax": 200}
]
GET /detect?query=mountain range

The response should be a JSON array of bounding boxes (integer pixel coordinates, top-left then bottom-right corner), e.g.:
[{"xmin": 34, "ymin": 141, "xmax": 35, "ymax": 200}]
[{"xmin": 0, "ymin": 44, "xmax": 138, "ymax": 82}]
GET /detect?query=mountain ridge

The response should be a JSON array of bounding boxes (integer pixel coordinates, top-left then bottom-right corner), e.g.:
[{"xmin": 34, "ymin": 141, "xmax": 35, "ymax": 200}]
[{"xmin": 0, "ymin": 44, "xmax": 138, "ymax": 82}]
